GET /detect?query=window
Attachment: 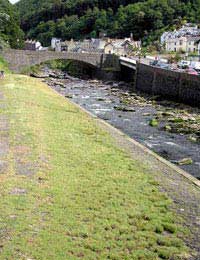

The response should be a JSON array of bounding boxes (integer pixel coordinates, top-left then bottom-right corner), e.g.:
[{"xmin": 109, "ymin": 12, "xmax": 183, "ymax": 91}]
[{"xmin": 180, "ymin": 40, "xmax": 183, "ymax": 45}]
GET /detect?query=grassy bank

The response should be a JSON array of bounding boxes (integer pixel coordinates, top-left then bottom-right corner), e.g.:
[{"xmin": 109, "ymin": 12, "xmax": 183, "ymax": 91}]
[
  {"xmin": 0, "ymin": 56, "xmax": 9, "ymax": 73},
  {"xmin": 0, "ymin": 74, "xmax": 191, "ymax": 259}
]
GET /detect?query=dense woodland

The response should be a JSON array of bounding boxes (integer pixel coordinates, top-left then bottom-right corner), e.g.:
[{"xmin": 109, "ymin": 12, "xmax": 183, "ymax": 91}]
[
  {"xmin": 15, "ymin": 0, "xmax": 200, "ymax": 47},
  {"xmin": 0, "ymin": 0, "xmax": 23, "ymax": 48},
  {"xmin": 1, "ymin": 0, "xmax": 200, "ymax": 48}
]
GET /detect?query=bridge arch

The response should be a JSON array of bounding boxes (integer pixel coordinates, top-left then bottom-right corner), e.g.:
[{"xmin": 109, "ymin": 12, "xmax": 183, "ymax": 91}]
[{"xmin": 1, "ymin": 49, "xmax": 120, "ymax": 73}]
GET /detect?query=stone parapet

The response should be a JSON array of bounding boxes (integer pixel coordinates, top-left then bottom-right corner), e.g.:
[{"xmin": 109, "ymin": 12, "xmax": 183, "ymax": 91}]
[{"xmin": 0, "ymin": 49, "xmax": 120, "ymax": 72}]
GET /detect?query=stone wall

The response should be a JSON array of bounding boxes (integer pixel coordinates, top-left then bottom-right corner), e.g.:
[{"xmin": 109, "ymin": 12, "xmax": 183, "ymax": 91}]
[
  {"xmin": 135, "ymin": 63, "xmax": 200, "ymax": 107},
  {"xmin": 0, "ymin": 49, "xmax": 120, "ymax": 73}
]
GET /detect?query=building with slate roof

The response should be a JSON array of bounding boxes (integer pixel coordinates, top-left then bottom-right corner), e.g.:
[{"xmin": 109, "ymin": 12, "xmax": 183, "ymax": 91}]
[{"xmin": 161, "ymin": 24, "xmax": 200, "ymax": 53}]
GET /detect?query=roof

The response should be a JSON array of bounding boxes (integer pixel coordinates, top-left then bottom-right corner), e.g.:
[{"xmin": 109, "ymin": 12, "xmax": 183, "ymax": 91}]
[
  {"xmin": 187, "ymin": 36, "xmax": 200, "ymax": 42},
  {"xmin": 161, "ymin": 24, "xmax": 200, "ymax": 43},
  {"xmin": 105, "ymin": 39, "xmax": 125, "ymax": 49}
]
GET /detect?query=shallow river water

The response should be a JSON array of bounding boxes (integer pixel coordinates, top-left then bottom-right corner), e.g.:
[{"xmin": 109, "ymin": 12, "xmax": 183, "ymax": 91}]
[{"xmin": 44, "ymin": 74, "xmax": 200, "ymax": 179}]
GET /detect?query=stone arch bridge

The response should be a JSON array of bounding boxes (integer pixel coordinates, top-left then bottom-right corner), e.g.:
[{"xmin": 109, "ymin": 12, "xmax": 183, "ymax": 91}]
[{"xmin": 1, "ymin": 49, "xmax": 120, "ymax": 73}]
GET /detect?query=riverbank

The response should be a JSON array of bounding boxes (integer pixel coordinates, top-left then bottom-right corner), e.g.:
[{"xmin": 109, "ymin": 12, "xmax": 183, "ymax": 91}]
[
  {"xmin": 0, "ymin": 73, "xmax": 199, "ymax": 259},
  {"xmin": 40, "ymin": 68, "xmax": 200, "ymax": 179}
]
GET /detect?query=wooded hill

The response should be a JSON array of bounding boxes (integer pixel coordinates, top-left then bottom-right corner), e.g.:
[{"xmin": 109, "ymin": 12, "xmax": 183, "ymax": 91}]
[
  {"xmin": 0, "ymin": 0, "xmax": 24, "ymax": 48},
  {"xmin": 16, "ymin": 0, "xmax": 200, "ymax": 46}
]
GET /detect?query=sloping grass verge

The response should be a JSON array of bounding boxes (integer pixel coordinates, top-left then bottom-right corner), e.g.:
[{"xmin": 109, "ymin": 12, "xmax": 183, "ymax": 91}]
[
  {"xmin": 0, "ymin": 56, "xmax": 10, "ymax": 73},
  {"xmin": 0, "ymin": 74, "xmax": 191, "ymax": 259}
]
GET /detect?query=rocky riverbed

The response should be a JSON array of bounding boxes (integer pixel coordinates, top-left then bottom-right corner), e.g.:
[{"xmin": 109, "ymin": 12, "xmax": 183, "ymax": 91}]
[{"xmin": 34, "ymin": 68, "xmax": 200, "ymax": 179}]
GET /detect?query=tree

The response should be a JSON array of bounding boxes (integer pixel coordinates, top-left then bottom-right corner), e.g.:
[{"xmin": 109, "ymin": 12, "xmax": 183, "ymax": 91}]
[
  {"xmin": 0, "ymin": 0, "xmax": 24, "ymax": 49},
  {"xmin": 14, "ymin": 0, "xmax": 200, "ymax": 46}
]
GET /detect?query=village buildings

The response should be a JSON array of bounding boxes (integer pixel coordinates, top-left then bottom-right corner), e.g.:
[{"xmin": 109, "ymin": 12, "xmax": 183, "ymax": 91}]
[
  {"xmin": 161, "ymin": 24, "xmax": 200, "ymax": 53},
  {"xmin": 104, "ymin": 38, "xmax": 141, "ymax": 55},
  {"xmin": 51, "ymin": 37, "xmax": 141, "ymax": 56},
  {"xmin": 24, "ymin": 39, "xmax": 44, "ymax": 51},
  {"xmin": 196, "ymin": 39, "xmax": 200, "ymax": 56}
]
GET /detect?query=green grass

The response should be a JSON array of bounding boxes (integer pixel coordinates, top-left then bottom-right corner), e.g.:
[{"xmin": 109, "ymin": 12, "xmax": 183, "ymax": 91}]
[
  {"xmin": 0, "ymin": 56, "xmax": 10, "ymax": 73},
  {"xmin": 0, "ymin": 74, "xmax": 191, "ymax": 259},
  {"xmin": 20, "ymin": 64, "xmax": 41, "ymax": 75}
]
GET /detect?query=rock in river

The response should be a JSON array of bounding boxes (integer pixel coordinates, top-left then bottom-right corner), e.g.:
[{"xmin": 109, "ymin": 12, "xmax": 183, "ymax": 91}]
[
  {"xmin": 114, "ymin": 106, "xmax": 135, "ymax": 112},
  {"xmin": 175, "ymin": 157, "xmax": 193, "ymax": 166},
  {"xmin": 149, "ymin": 119, "xmax": 159, "ymax": 127},
  {"xmin": 65, "ymin": 94, "xmax": 73, "ymax": 99}
]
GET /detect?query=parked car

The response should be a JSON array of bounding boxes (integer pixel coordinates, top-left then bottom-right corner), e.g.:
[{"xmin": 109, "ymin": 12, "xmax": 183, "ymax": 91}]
[
  {"xmin": 150, "ymin": 60, "xmax": 170, "ymax": 69},
  {"xmin": 149, "ymin": 60, "xmax": 159, "ymax": 66},
  {"xmin": 178, "ymin": 60, "xmax": 191, "ymax": 69},
  {"xmin": 159, "ymin": 63, "xmax": 171, "ymax": 70},
  {"xmin": 185, "ymin": 67, "xmax": 199, "ymax": 75},
  {"xmin": 190, "ymin": 61, "xmax": 200, "ymax": 73}
]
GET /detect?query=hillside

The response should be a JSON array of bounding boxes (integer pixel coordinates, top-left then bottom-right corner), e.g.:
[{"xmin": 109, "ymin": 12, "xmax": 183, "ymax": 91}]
[
  {"xmin": 0, "ymin": 0, "xmax": 24, "ymax": 48},
  {"xmin": 16, "ymin": 0, "xmax": 200, "ymax": 46}
]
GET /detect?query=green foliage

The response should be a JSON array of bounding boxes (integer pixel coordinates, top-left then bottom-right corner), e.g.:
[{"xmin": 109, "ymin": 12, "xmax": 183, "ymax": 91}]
[
  {"xmin": 149, "ymin": 118, "xmax": 159, "ymax": 127},
  {"xmin": 44, "ymin": 59, "xmax": 95, "ymax": 77},
  {"xmin": 168, "ymin": 53, "xmax": 182, "ymax": 63},
  {"xmin": 20, "ymin": 64, "xmax": 41, "ymax": 75},
  {"xmin": 0, "ymin": 0, "xmax": 24, "ymax": 49},
  {"xmin": 15, "ymin": 0, "xmax": 200, "ymax": 46},
  {"xmin": 44, "ymin": 59, "xmax": 70, "ymax": 71},
  {"xmin": 0, "ymin": 55, "xmax": 10, "ymax": 72}
]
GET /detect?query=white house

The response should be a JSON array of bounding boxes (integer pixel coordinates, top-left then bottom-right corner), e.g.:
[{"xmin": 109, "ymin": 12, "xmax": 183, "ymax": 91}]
[
  {"xmin": 51, "ymin": 38, "xmax": 61, "ymax": 51},
  {"xmin": 104, "ymin": 39, "xmax": 125, "ymax": 55},
  {"xmin": 24, "ymin": 40, "xmax": 43, "ymax": 51},
  {"xmin": 195, "ymin": 39, "xmax": 200, "ymax": 55},
  {"xmin": 165, "ymin": 36, "xmax": 200, "ymax": 53},
  {"xmin": 161, "ymin": 23, "xmax": 200, "ymax": 53},
  {"xmin": 104, "ymin": 38, "xmax": 141, "ymax": 55}
]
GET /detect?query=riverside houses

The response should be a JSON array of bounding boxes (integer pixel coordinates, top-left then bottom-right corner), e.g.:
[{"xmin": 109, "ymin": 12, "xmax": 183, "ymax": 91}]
[
  {"xmin": 24, "ymin": 39, "xmax": 43, "ymax": 51},
  {"xmin": 161, "ymin": 23, "xmax": 200, "ymax": 53},
  {"xmin": 51, "ymin": 37, "xmax": 141, "ymax": 56}
]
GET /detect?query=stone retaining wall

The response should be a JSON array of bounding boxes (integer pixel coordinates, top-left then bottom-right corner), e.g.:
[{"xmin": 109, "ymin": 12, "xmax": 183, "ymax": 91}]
[{"xmin": 135, "ymin": 63, "xmax": 200, "ymax": 107}]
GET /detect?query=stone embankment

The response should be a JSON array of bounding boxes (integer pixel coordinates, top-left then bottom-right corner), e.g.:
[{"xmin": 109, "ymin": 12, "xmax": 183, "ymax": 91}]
[{"xmin": 135, "ymin": 63, "xmax": 200, "ymax": 107}]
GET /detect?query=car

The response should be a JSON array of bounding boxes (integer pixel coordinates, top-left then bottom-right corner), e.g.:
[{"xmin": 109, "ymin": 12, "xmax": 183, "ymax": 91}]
[
  {"xmin": 185, "ymin": 68, "xmax": 199, "ymax": 75},
  {"xmin": 178, "ymin": 60, "xmax": 191, "ymax": 69},
  {"xmin": 159, "ymin": 63, "xmax": 170, "ymax": 70},
  {"xmin": 149, "ymin": 60, "xmax": 159, "ymax": 66},
  {"xmin": 150, "ymin": 60, "xmax": 171, "ymax": 69},
  {"xmin": 190, "ymin": 61, "xmax": 200, "ymax": 72}
]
